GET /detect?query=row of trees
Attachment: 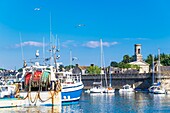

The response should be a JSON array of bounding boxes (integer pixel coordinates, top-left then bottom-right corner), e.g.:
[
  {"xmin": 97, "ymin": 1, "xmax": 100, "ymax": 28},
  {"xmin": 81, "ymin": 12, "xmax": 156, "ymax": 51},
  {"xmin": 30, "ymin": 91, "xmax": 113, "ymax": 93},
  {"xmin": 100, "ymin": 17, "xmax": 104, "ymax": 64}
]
[
  {"xmin": 110, "ymin": 55, "xmax": 139, "ymax": 69},
  {"xmin": 44, "ymin": 54, "xmax": 170, "ymax": 75},
  {"xmin": 145, "ymin": 53, "xmax": 170, "ymax": 66},
  {"xmin": 111, "ymin": 53, "xmax": 170, "ymax": 69},
  {"xmin": 14, "ymin": 53, "xmax": 170, "ymax": 74}
]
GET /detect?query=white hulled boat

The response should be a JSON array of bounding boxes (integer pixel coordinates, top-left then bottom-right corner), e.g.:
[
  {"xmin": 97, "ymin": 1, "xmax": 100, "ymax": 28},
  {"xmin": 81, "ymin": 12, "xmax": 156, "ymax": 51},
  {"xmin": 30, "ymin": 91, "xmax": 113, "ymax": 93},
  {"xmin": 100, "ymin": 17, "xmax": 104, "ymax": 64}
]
[
  {"xmin": 149, "ymin": 84, "xmax": 166, "ymax": 94},
  {"xmin": 119, "ymin": 84, "xmax": 134, "ymax": 92},
  {"xmin": 16, "ymin": 46, "xmax": 84, "ymax": 104},
  {"xmin": 148, "ymin": 50, "xmax": 166, "ymax": 94},
  {"xmin": 104, "ymin": 67, "xmax": 115, "ymax": 93},
  {"xmin": 89, "ymin": 39, "xmax": 106, "ymax": 93},
  {"xmin": 90, "ymin": 82, "xmax": 105, "ymax": 93}
]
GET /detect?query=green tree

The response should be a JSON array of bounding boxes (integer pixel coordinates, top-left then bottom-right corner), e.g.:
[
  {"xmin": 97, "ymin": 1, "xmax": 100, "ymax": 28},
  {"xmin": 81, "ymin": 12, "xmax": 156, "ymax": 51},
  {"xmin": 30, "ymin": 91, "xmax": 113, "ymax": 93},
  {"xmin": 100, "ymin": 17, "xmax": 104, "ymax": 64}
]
[
  {"xmin": 110, "ymin": 61, "xmax": 118, "ymax": 67},
  {"xmin": 86, "ymin": 65, "xmax": 101, "ymax": 75},
  {"xmin": 145, "ymin": 53, "xmax": 170, "ymax": 66},
  {"xmin": 160, "ymin": 53, "xmax": 170, "ymax": 66},
  {"xmin": 118, "ymin": 62, "xmax": 126, "ymax": 68},
  {"xmin": 122, "ymin": 55, "xmax": 131, "ymax": 63},
  {"xmin": 130, "ymin": 55, "xmax": 135, "ymax": 62},
  {"xmin": 64, "ymin": 65, "xmax": 75, "ymax": 71},
  {"xmin": 59, "ymin": 65, "xmax": 64, "ymax": 71},
  {"xmin": 145, "ymin": 54, "xmax": 153, "ymax": 66},
  {"xmin": 131, "ymin": 64, "xmax": 140, "ymax": 70}
]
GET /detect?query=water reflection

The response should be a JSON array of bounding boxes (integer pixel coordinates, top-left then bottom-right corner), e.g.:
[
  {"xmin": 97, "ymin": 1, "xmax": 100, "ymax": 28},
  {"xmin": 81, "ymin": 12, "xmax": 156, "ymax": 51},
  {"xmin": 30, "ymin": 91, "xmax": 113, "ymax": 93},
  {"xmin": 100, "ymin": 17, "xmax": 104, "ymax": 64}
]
[
  {"xmin": 62, "ymin": 104, "xmax": 83, "ymax": 113},
  {"xmin": 0, "ymin": 106, "xmax": 61, "ymax": 113},
  {"xmin": 1, "ymin": 92, "xmax": 170, "ymax": 113}
]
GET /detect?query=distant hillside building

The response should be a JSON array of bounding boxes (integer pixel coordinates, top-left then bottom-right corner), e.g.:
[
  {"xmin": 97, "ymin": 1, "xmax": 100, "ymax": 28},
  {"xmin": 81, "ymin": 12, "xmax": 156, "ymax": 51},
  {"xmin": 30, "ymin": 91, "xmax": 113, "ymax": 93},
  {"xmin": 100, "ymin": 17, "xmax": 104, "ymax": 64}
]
[{"xmin": 129, "ymin": 44, "xmax": 149, "ymax": 73}]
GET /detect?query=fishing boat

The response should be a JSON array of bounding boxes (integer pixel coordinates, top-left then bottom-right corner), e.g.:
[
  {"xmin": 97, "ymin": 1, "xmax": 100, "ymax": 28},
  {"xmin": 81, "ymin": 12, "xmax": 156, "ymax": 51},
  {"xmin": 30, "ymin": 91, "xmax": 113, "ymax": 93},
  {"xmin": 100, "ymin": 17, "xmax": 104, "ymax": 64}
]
[
  {"xmin": 16, "ymin": 47, "xmax": 84, "ymax": 104},
  {"xmin": 0, "ymin": 65, "xmax": 62, "ymax": 108},
  {"xmin": 119, "ymin": 84, "xmax": 134, "ymax": 92},
  {"xmin": 56, "ymin": 71, "xmax": 84, "ymax": 104}
]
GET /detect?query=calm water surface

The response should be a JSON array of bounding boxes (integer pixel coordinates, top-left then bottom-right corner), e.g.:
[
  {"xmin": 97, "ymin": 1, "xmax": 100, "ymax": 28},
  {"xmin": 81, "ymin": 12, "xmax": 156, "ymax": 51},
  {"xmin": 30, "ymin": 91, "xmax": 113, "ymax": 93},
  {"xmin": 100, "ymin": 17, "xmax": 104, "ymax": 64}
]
[{"xmin": 1, "ymin": 91, "xmax": 170, "ymax": 113}]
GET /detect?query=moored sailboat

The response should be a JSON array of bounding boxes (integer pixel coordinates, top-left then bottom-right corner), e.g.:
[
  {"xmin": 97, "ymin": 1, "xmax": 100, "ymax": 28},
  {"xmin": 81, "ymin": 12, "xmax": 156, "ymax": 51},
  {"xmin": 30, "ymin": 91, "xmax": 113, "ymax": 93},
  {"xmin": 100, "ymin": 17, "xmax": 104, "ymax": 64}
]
[
  {"xmin": 89, "ymin": 39, "xmax": 106, "ymax": 93},
  {"xmin": 104, "ymin": 66, "xmax": 115, "ymax": 93},
  {"xmin": 148, "ymin": 50, "xmax": 166, "ymax": 94}
]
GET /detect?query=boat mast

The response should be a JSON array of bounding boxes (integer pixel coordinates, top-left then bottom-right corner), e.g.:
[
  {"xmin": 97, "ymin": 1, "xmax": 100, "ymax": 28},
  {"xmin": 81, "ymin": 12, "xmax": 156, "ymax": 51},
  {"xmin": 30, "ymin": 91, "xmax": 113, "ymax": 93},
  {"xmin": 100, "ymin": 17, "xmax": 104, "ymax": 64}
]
[
  {"xmin": 152, "ymin": 54, "xmax": 155, "ymax": 85},
  {"xmin": 49, "ymin": 12, "xmax": 53, "ymax": 66},
  {"xmin": 102, "ymin": 40, "xmax": 108, "ymax": 88},
  {"xmin": 109, "ymin": 66, "xmax": 112, "ymax": 87},
  {"xmin": 43, "ymin": 37, "xmax": 45, "ymax": 65},
  {"xmin": 70, "ymin": 49, "xmax": 72, "ymax": 71},
  {"xmin": 158, "ymin": 48, "xmax": 161, "ymax": 82},
  {"xmin": 100, "ymin": 39, "xmax": 103, "ymax": 86}
]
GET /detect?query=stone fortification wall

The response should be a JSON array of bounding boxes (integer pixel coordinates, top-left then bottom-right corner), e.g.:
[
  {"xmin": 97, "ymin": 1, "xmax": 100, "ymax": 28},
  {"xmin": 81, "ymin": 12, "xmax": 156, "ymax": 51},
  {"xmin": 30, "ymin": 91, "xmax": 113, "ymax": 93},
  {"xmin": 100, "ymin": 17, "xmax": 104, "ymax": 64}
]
[{"xmin": 81, "ymin": 73, "xmax": 170, "ymax": 90}]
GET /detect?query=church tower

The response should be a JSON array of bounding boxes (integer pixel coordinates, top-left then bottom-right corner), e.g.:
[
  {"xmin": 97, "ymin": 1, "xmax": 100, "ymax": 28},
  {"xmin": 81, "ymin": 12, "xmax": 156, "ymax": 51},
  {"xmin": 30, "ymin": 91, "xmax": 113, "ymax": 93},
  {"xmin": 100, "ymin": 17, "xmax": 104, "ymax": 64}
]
[{"xmin": 134, "ymin": 44, "xmax": 143, "ymax": 61}]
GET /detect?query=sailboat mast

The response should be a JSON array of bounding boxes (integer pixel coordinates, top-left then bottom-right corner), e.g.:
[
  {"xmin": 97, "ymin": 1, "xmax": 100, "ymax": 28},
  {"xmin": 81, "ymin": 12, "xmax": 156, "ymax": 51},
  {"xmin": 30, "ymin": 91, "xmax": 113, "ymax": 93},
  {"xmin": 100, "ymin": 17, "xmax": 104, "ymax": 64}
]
[
  {"xmin": 158, "ymin": 48, "xmax": 161, "ymax": 82},
  {"xmin": 100, "ymin": 39, "xmax": 103, "ymax": 85},
  {"xmin": 152, "ymin": 54, "xmax": 155, "ymax": 85},
  {"xmin": 70, "ymin": 49, "xmax": 72, "ymax": 71},
  {"xmin": 109, "ymin": 66, "xmax": 112, "ymax": 87},
  {"xmin": 102, "ymin": 40, "xmax": 108, "ymax": 88}
]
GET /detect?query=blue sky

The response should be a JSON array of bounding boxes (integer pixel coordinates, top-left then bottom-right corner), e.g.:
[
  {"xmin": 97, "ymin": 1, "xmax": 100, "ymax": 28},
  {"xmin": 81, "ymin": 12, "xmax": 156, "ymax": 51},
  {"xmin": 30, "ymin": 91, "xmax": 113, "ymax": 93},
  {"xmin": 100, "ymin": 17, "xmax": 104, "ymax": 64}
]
[{"xmin": 1, "ymin": 0, "xmax": 170, "ymax": 69}]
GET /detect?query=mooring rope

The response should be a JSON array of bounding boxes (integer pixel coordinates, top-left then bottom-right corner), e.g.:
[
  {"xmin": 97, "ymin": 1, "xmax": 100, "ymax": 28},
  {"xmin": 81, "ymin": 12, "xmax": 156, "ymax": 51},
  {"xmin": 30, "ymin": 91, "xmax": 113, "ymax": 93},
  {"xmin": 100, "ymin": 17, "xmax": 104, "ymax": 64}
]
[{"xmin": 16, "ymin": 70, "xmax": 62, "ymax": 105}]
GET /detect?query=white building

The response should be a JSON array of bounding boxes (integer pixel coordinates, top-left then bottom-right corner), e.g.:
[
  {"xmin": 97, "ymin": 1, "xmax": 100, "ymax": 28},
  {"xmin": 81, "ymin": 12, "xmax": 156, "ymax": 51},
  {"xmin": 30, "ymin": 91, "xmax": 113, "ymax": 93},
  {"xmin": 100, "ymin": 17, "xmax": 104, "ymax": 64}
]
[{"xmin": 129, "ymin": 44, "xmax": 149, "ymax": 73}]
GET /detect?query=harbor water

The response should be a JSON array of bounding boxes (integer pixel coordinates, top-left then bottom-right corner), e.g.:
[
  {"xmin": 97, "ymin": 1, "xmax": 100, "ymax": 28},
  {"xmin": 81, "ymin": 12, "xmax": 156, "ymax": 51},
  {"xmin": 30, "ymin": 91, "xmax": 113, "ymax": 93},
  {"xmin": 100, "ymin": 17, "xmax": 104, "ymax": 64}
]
[{"xmin": 1, "ymin": 91, "xmax": 170, "ymax": 113}]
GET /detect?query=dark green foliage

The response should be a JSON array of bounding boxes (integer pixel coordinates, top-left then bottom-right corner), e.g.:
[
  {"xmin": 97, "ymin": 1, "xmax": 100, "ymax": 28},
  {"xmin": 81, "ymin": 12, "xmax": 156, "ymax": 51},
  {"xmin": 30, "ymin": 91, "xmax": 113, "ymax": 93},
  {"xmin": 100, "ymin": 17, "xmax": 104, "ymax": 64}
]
[
  {"xmin": 110, "ymin": 61, "xmax": 118, "ymax": 67},
  {"xmin": 145, "ymin": 53, "xmax": 170, "ymax": 66},
  {"xmin": 86, "ymin": 65, "xmax": 101, "ymax": 75},
  {"xmin": 64, "ymin": 65, "xmax": 75, "ymax": 70}
]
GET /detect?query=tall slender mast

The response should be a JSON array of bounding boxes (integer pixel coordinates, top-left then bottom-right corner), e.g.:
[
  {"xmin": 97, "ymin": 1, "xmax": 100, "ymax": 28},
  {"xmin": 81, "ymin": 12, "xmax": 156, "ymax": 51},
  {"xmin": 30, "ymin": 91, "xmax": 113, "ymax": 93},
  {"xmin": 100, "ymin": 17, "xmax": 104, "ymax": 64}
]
[
  {"xmin": 158, "ymin": 48, "xmax": 161, "ymax": 82},
  {"xmin": 102, "ymin": 40, "xmax": 107, "ymax": 87},
  {"xmin": 70, "ymin": 49, "xmax": 72, "ymax": 70},
  {"xmin": 152, "ymin": 54, "xmax": 155, "ymax": 84},
  {"xmin": 43, "ymin": 37, "xmax": 45, "ymax": 65},
  {"xmin": 50, "ymin": 12, "xmax": 53, "ymax": 66},
  {"xmin": 109, "ymin": 66, "xmax": 112, "ymax": 87},
  {"xmin": 100, "ymin": 39, "xmax": 103, "ymax": 84}
]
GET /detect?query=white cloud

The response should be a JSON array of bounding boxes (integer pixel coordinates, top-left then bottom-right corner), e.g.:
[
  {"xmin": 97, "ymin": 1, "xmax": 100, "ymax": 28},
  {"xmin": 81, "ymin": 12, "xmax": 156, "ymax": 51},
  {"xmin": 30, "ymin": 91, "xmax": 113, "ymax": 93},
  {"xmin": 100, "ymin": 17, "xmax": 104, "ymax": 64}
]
[
  {"xmin": 61, "ymin": 40, "xmax": 75, "ymax": 48},
  {"xmin": 123, "ymin": 38, "xmax": 149, "ymax": 40},
  {"xmin": 83, "ymin": 41, "xmax": 118, "ymax": 48},
  {"xmin": 136, "ymin": 38, "xmax": 149, "ymax": 40},
  {"xmin": 15, "ymin": 41, "xmax": 45, "ymax": 47},
  {"xmin": 123, "ymin": 38, "xmax": 131, "ymax": 40}
]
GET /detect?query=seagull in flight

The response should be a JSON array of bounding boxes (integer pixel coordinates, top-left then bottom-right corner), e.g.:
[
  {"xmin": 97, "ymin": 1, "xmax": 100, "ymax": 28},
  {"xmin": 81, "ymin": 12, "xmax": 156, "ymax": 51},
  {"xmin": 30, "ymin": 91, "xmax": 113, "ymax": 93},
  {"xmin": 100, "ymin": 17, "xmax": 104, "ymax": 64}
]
[
  {"xmin": 75, "ymin": 24, "xmax": 85, "ymax": 28},
  {"xmin": 34, "ymin": 8, "xmax": 41, "ymax": 11}
]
